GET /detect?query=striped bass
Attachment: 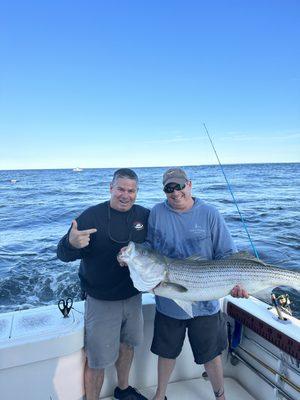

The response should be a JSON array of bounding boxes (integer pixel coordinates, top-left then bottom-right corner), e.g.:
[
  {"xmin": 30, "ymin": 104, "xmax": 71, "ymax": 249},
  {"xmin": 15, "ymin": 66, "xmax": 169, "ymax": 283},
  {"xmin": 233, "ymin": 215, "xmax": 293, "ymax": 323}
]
[{"xmin": 119, "ymin": 242, "xmax": 300, "ymax": 315}]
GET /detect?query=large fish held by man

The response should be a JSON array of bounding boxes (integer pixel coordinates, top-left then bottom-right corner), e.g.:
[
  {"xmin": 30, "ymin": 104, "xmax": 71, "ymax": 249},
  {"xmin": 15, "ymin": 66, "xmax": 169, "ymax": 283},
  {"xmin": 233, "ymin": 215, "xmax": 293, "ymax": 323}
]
[{"xmin": 119, "ymin": 242, "xmax": 300, "ymax": 316}]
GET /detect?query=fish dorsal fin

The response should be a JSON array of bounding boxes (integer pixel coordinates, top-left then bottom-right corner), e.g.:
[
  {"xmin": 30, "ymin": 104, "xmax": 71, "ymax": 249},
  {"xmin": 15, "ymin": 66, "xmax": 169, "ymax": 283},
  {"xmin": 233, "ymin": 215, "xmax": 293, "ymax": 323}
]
[
  {"xmin": 227, "ymin": 251, "xmax": 267, "ymax": 266},
  {"xmin": 227, "ymin": 251, "xmax": 254, "ymax": 259},
  {"xmin": 185, "ymin": 254, "xmax": 207, "ymax": 262}
]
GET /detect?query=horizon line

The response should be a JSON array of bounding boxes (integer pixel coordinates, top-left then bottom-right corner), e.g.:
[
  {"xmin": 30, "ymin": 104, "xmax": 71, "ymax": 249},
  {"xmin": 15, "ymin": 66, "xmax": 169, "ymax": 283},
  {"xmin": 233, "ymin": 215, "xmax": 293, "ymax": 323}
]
[{"xmin": 0, "ymin": 161, "xmax": 299, "ymax": 172}]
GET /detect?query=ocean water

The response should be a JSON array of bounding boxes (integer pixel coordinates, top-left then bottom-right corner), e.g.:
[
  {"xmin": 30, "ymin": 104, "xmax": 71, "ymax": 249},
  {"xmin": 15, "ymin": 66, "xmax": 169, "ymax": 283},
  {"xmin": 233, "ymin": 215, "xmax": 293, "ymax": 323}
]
[{"xmin": 0, "ymin": 164, "xmax": 299, "ymax": 316}]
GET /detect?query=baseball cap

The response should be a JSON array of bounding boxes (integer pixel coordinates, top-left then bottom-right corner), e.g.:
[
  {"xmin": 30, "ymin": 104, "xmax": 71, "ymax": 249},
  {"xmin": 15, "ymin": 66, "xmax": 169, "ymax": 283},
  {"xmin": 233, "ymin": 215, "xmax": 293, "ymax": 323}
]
[{"xmin": 162, "ymin": 168, "xmax": 188, "ymax": 186}]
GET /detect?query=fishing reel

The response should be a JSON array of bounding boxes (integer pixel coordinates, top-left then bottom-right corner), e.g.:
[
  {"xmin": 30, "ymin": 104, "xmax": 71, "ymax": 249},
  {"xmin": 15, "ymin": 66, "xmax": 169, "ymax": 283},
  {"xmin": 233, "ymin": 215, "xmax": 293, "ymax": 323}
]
[
  {"xmin": 276, "ymin": 294, "xmax": 292, "ymax": 315},
  {"xmin": 271, "ymin": 293, "xmax": 292, "ymax": 320}
]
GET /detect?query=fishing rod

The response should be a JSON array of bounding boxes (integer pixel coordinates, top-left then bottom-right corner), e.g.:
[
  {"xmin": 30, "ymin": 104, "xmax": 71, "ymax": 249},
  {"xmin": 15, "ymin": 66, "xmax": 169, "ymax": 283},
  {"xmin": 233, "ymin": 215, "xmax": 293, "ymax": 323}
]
[{"xmin": 203, "ymin": 123, "xmax": 259, "ymax": 259}]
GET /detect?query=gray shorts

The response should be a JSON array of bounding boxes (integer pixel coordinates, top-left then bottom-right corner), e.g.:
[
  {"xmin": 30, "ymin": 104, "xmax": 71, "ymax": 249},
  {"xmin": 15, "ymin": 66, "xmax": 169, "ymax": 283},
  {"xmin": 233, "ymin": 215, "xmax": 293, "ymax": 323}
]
[{"xmin": 84, "ymin": 294, "xmax": 143, "ymax": 369}]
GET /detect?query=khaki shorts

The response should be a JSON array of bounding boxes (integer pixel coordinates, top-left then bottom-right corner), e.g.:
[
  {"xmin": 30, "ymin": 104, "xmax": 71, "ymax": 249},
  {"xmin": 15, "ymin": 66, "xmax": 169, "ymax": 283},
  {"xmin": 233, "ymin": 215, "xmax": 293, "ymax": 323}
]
[{"xmin": 84, "ymin": 294, "xmax": 143, "ymax": 369}]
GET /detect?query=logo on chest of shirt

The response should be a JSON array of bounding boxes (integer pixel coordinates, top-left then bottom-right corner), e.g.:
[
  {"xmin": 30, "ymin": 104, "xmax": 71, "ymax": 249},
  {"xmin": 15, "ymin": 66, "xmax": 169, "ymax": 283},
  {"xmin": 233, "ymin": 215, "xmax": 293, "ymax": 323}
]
[
  {"xmin": 189, "ymin": 224, "xmax": 208, "ymax": 238},
  {"xmin": 133, "ymin": 221, "xmax": 144, "ymax": 231}
]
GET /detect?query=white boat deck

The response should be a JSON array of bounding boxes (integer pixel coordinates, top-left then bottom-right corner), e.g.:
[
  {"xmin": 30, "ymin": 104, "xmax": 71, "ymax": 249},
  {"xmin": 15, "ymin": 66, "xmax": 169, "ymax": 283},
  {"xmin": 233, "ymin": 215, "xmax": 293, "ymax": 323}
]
[
  {"xmin": 2, "ymin": 296, "xmax": 299, "ymax": 400},
  {"xmin": 101, "ymin": 377, "xmax": 255, "ymax": 400}
]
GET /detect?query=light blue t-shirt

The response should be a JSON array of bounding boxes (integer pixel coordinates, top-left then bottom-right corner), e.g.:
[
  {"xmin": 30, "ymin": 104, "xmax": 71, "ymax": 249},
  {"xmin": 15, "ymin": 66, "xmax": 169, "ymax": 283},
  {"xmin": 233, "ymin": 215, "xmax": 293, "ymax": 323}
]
[{"xmin": 146, "ymin": 197, "xmax": 237, "ymax": 319}]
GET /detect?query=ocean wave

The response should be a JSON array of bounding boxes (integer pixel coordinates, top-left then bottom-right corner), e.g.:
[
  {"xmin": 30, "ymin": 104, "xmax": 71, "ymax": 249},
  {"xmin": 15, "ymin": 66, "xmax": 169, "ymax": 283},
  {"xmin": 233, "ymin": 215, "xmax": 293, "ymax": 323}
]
[
  {"xmin": 218, "ymin": 198, "xmax": 250, "ymax": 204},
  {"xmin": 0, "ymin": 265, "xmax": 81, "ymax": 313}
]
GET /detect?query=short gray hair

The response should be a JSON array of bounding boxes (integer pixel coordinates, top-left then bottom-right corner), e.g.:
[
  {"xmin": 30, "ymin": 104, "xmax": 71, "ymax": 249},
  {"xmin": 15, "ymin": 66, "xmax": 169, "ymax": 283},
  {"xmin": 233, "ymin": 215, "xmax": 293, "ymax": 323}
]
[{"xmin": 111, "ymin": 168, "xmax": 139, "ymax": 186}]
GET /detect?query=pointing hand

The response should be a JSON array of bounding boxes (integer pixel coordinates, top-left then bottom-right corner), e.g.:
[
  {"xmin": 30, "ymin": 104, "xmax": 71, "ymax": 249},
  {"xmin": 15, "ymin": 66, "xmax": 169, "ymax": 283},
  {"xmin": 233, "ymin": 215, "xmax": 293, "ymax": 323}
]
[{"xmin": 68, "ymin": 220, "xmax": 97, "ymax": 249}]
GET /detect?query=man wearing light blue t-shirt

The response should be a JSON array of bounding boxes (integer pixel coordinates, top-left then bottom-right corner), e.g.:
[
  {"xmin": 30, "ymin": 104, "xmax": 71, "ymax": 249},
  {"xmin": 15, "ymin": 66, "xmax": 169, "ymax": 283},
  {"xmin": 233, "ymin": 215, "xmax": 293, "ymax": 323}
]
[{"xmin": 147, "ymin": 167, "xmax": 248, "ymax": 400}]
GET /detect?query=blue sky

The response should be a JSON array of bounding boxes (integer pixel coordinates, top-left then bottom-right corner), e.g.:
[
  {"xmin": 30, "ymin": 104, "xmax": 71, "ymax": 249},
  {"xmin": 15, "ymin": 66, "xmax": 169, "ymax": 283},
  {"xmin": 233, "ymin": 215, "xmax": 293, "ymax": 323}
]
[{"xmin": 0, "ymin": 0, "xmax": 299, "ymax": 170}]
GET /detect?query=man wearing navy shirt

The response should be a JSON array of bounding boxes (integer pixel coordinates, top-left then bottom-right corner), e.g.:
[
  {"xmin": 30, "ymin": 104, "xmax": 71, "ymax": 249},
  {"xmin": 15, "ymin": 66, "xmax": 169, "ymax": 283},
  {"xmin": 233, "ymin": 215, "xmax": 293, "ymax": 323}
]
[{"xmin": 57, "ymin": 168, "xmax": 149, "ymax": 400}]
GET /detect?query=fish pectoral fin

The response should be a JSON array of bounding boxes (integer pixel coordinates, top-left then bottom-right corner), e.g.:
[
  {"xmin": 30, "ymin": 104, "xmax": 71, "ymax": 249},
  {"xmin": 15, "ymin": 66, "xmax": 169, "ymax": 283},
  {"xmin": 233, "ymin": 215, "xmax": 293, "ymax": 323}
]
[
  {"xmin": 173, "ymin": 299, "xmax": 194, "ymax": 317},
  {"xmin": 162, "ymin": 281, "xmax": 188, "ymax": 293}
]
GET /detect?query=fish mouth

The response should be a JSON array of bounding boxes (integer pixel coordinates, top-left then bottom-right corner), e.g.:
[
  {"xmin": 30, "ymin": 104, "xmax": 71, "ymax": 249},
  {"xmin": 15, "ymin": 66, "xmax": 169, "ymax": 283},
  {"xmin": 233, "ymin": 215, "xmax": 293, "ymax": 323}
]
[
  {"xmin": 119, "ymin": 241, "xmax": 135, "ymax": 261},
  {"xmin": 127, "ymin": 241, "xmax": 135, "ymax": 252}
]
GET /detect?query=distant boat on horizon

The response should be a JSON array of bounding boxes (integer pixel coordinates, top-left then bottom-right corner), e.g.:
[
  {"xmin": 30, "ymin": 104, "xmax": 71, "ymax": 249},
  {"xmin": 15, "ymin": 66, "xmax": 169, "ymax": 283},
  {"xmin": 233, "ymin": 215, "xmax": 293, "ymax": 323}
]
[{"xmin": 72, "ymin": 167, "xmax": 83, "ymax": 172}]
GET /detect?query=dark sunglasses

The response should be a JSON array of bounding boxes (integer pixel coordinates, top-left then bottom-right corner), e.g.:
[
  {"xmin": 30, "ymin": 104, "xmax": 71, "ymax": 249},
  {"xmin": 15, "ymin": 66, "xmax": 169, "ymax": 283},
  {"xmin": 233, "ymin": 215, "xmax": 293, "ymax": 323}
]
[{"xmin": 163, "ymin": 183, "xmax": 186, "ymax": 194}]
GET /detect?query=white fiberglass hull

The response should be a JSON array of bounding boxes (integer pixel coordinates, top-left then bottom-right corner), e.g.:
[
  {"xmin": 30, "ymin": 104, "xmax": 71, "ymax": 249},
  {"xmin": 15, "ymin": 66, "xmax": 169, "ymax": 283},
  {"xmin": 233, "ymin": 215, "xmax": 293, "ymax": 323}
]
[{"xmin": 0, "ymin": 295, "xmax": 299, "ymax": 400}]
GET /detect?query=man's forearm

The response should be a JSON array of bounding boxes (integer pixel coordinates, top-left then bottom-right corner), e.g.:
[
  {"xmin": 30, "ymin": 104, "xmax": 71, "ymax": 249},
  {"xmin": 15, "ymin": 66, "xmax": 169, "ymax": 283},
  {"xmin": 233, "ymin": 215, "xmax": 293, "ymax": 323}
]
[{"xmin": 57, "ymin": 234, "xmax": 82, "ymax": 262}]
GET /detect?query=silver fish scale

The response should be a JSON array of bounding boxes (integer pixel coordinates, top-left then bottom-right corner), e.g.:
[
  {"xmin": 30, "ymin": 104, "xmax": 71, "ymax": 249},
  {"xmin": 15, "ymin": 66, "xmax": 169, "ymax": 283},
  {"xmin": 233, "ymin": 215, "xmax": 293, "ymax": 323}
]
[
  {"xmin": 123, "ymin": 243, "xmax": 300, "ymax": 301},
  {"xmin": 165, "ymin": 259, "xmax": 300, "ymax": 292}
]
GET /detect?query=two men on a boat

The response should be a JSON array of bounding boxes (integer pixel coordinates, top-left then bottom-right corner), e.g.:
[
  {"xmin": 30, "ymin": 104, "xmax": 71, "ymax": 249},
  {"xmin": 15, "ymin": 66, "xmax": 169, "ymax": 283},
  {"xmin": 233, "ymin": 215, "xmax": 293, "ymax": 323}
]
[{"xmin": 57, "ymin": 167, "xmax": 248, "ymax": 400}]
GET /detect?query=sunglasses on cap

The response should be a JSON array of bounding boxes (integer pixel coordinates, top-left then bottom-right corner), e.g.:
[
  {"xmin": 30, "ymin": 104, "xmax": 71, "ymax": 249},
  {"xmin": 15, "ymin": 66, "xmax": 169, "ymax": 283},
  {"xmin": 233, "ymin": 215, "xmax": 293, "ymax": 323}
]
[{"xmin": 163, "ymin": 183, "xmax": 186, "ymax": 194}]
